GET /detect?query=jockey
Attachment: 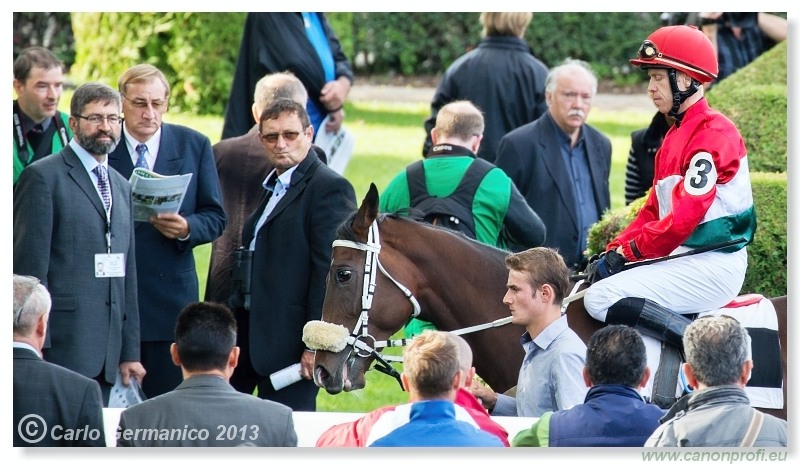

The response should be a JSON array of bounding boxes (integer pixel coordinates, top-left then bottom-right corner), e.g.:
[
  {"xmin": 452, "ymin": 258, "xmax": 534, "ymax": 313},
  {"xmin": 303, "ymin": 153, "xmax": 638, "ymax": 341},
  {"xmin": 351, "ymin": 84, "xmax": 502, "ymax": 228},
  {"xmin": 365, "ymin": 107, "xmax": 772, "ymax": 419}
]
[{"xmin": 583, "ymin": 25, "xmax": 756, "ymax": 351}]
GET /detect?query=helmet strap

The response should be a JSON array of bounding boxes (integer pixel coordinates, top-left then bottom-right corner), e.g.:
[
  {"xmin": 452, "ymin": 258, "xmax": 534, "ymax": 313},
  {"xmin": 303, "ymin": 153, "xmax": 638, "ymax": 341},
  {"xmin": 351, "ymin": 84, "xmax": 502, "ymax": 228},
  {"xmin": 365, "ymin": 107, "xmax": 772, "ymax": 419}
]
[{"xmin": 667, "ymin": 69, "xmax": 700, "ymax": 123}]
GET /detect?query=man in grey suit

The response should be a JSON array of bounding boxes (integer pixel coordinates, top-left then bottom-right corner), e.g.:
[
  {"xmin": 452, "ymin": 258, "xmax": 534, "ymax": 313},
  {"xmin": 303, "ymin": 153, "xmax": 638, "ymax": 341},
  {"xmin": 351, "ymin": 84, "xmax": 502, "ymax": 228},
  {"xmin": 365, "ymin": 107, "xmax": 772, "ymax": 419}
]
[
  {"xmin": 13, "ymin": 82, "xmax": 145, "ymax": 403},
  {"xmin": 495, "ymin": 59, "xmax": 612, "ymax": 272},
  {"xmin": 117, "ymin": 302, "xmax": 297, "ymax": 447},
  {"xmin": 13, "ymin": 275, "xmax": 106, "ymax": 447}
]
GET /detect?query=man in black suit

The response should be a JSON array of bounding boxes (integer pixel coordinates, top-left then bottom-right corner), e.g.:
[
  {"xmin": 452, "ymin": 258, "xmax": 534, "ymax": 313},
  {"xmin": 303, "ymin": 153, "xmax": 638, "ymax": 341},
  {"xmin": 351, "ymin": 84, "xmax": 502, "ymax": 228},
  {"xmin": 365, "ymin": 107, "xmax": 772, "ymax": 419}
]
[
  {"xmin": 109, "ymin": 64, "xmax": 226, "ymax": 398},
  {"xmin": 117, "ymin": 302, "xmax": 297, "ymax": 447},
  {"xmin": 205, "ymin": 71, "xmax": 309, "ymax": 306},
  {"xmin": 238, "ymin": 99, "xmax": 356, "ymax": 410},
  {"xmin": 13, "ymin": 275, "xmax": 105, "ymax": 447},
  {"xmin": 208, "ymin": 73, "xmax": 317, "ymax": 388},
  {"xmin": 495, "ymin": 58, "xmax": 612, "ymax": 271}
]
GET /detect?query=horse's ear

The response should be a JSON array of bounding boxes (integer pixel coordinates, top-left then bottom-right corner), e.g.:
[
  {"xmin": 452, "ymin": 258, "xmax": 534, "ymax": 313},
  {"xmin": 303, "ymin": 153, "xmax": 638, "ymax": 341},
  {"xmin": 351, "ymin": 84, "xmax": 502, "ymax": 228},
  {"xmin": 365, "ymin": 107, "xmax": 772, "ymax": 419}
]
[{"xmin": 353, "ymin": 183, "xmax": 379, "ymax": 239}]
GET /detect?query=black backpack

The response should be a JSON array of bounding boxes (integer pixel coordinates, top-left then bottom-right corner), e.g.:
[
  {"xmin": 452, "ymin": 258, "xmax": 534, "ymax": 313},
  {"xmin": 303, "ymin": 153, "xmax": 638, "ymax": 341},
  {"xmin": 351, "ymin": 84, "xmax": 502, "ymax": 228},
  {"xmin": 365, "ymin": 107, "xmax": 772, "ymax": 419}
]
[{"xmin": 406, "ymin": 159, "xmax": 493, "ymax": 239}]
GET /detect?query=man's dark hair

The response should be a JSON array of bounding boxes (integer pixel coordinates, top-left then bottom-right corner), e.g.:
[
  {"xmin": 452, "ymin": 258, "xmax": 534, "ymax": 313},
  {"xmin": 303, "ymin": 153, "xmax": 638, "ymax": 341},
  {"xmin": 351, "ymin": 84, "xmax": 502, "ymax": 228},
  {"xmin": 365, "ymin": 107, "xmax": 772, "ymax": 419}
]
[
  {"xmin": 14, "ymin": 46, "xmax": 64, "ymax": 81},
  {"xmin": 174, "ymin": 302, "xmax": 237, "ymax": 372},
  {"xmin": 259, "ymin": 98, "xmax": 311, "ymax": 131},
  {"xmin": 70, "ymin": 82, "xmax": 121, "ymax": 117},
  {"xmin": 585, "ymin": 325, "xmax": 647, "ymax": 388}
]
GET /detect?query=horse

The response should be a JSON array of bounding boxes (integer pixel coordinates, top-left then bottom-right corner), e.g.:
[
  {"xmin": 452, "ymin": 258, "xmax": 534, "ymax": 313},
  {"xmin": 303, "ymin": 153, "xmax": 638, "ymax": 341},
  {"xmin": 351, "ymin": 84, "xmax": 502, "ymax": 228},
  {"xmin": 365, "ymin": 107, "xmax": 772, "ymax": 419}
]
[{"xmin": 310, "ymin": 184, "xmax": 788, "ymax": 421}]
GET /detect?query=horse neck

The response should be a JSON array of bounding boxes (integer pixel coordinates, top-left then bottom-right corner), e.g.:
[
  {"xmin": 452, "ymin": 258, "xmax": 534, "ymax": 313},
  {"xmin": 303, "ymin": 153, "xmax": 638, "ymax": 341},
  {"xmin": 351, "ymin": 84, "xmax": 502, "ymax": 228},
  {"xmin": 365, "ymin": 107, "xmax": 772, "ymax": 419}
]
[{"xmin": 380, "ymin": 219, "xmax": 509, "ymax": 330}]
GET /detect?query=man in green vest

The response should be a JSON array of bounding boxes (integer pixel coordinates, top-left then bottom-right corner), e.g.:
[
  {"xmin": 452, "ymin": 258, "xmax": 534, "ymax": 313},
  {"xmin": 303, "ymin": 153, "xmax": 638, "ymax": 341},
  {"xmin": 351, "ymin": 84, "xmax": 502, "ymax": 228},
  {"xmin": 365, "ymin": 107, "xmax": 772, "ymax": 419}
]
[{"xmin": 13, "ymin": 46, "xmax": 73, "ymax": 185}]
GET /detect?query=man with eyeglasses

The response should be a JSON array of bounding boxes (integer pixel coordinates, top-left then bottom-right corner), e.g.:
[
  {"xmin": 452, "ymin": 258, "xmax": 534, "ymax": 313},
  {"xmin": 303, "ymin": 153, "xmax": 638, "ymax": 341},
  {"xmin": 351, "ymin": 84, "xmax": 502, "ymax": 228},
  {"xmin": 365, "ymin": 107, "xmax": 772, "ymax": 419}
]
[
  {"xmin": 107, "ymin": 64, "xmax": 226, "ymax": 399},
  {"xmin": 239, "ymin": 98, "xmax": 355, "ymax": 410},
  {"xmin": 495, "ymin": 58, "xmax": 612, "ymax": 272},
  {"xmin": 583, "ymin": 26, "xmax": 756, "ymax": 376},
  {"xmin": 12, "ymin": 47, "xmax": 73, "ymax": 186},
  {"xmin": 14, "ymin": 82, "xmax": 144, "ymax": 404}
]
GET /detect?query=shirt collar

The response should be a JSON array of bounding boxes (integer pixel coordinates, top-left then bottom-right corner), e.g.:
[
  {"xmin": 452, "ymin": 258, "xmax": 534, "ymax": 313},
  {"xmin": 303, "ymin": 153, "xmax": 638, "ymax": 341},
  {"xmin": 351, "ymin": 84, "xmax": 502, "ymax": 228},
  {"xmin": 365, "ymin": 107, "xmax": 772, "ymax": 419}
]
[
  {"xmin": 13, "ymin": 341, "xmax": 42, "ymax": 357},
  {"xmin": 522, "ymin": 314, "xmax": 570, "ymax": 350},
  {"xmin": 262, "ymin": 165, "xmax": 298, "ymax": 193},
  {"xmin": 123, "ymin": 126, "xmax": 161, "ymax": 160}
]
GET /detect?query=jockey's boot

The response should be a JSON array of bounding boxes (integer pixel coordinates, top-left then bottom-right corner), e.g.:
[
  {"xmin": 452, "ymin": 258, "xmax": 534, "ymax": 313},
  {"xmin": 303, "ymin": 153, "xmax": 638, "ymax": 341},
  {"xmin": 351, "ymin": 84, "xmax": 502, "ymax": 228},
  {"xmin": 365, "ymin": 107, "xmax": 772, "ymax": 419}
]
[{"xmin": 605, "ymin": 297, "xmax": 692, "ymax": 352}]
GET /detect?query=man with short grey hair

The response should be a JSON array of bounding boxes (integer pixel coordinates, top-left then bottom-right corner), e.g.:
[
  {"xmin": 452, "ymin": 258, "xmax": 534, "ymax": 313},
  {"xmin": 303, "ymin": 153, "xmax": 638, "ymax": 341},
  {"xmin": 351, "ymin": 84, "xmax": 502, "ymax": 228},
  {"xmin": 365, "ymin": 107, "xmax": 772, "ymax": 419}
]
[
  {"xmin": 13, "ymin": 275, "xmax": 106, "ymax": 447},
  {"xmin": 495, "ymin": 58, "xmax": 612, "ymax": 271},
  {"xmin": 646, "ymin": 315, "xmax": 787, "ymax": 447}
]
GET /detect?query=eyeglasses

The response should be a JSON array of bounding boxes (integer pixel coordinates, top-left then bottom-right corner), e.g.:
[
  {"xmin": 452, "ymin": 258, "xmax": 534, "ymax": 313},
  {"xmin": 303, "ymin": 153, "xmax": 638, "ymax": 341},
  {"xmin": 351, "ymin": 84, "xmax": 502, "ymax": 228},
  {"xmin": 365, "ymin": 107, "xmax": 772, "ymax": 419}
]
[
  {"xmin": 14, "ymin": 276, "xmax": 41, "ymax": 326},
  {"xmin": 122, "ymin": 95, "xmax": 168, "ymax": 110},
  {"xmin": 74, "ymin": 114, "xmax": 122, "ymax": 126},
  {"xmin": 260, "ymin": 131, "xmax": 302, "ymax": 144},
  {"xmin": 637, "ymin": 40, "xmax": 661, "ymax": 61},
  {"xmin": 560, "ymin": 91, "xmax": 592, "ymax": 103}
]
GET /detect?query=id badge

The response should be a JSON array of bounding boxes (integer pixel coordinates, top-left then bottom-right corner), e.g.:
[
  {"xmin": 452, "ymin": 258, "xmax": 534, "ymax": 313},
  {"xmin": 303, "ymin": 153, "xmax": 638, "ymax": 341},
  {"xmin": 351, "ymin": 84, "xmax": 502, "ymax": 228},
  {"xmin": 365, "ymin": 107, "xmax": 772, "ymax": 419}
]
[{"xmin": 95, "ymin": 253, "xmax": 126, "ymax": 278}]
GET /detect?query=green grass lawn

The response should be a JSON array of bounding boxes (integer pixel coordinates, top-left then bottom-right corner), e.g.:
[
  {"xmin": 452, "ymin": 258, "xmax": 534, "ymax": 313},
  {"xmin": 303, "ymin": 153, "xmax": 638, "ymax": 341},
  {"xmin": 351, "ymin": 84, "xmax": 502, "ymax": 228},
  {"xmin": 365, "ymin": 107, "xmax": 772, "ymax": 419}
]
[{"xmin": 182, "ymin": 99, "xmax": 651, "ymax": 412}]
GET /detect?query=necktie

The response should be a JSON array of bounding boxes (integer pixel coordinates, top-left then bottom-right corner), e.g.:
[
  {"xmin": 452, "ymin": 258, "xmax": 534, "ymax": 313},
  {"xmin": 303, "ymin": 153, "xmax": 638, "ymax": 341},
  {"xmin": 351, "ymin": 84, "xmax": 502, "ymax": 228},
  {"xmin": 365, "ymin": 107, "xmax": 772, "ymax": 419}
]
[
  {"xmin": 135, "ymin": 143, "xmax": 149, "ymax": 170},
  {"xmin": 93, "ymin": 165, "xmax": 111, "ymax": 212}
]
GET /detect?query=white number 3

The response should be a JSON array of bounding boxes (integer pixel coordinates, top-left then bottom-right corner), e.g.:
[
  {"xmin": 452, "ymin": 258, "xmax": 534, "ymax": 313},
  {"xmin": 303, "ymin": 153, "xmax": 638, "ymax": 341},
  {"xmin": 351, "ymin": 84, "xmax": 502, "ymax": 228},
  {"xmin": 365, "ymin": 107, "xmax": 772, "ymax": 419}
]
[{"xmin": 684, "ymin": 152, "xmax": 717, "ymax": 196}]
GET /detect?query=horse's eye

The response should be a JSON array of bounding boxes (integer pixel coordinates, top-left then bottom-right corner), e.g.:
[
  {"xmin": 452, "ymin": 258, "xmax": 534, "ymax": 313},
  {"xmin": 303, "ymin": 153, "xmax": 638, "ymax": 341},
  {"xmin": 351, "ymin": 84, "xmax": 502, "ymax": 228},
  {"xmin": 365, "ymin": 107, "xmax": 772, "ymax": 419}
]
[{"xmin": 336, "ymin": 269, "xmax": 353, "ymax": 283}]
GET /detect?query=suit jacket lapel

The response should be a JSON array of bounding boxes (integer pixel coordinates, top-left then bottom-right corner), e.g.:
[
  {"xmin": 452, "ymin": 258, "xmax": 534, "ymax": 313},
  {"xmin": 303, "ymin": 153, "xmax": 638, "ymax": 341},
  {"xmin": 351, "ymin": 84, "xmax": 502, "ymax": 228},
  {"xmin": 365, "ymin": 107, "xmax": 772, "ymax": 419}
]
[
  {"xmin": 153, "ymin": 124, "xmax": 184, "ymax": 176},
  {"xmin": 242, "ymin": 188, "xmax": 272, "ymax": 248},
  {"xmin": 265, "ymin": 154, "xmax": 319, "ymax": 224},
  {"xmin": 63, "ymin": 147, "xmax": 108, "ymax": 219},
  {"xmin": 539, "ymin": 114, "xmax": 578, "ymax": 229},
  {"xmin": 108, "ymin": 143, "xmax": 134, "ymax": 179},
  {"xmin": 585, "ymin": 134, "xmax": 607, "ymax": 214}
]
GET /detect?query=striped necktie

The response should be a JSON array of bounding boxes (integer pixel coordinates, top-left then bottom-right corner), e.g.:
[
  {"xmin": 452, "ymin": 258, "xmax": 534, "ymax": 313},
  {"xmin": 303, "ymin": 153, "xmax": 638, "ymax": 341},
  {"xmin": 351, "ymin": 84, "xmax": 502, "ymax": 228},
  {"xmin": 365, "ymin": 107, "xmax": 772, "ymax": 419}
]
[
  {"xmin": 93, "ymin": 165, "xmax": 111, "ymax": 212},
  {"xmin": 135, "ymin": 143, "xmax": 149, "ymax": 169}
]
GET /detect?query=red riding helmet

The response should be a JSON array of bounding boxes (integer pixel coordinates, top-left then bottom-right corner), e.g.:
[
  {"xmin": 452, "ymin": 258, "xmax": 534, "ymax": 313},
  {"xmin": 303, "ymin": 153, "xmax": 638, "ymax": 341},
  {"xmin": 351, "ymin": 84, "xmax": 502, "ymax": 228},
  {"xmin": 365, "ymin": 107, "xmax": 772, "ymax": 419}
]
[{"xmin": 630, "ymin": 25, "xmax": 718, "ymax": 83}]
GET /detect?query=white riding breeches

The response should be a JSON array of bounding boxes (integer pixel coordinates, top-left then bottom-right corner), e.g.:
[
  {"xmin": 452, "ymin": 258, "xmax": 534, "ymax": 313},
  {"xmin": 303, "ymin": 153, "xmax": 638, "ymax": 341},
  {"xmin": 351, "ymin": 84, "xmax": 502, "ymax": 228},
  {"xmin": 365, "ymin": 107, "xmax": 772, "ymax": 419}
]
[{"xmin": 583, "ymin": 247, "xmax": 748, "ymax": 321}]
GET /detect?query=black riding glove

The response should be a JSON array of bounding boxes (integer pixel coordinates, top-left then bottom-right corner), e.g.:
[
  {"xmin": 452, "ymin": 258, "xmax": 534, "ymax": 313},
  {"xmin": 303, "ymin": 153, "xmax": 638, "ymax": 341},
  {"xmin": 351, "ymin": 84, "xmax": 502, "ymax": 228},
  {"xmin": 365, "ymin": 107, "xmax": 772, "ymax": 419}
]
[{"xmin": 586, "ymin": 250, "xmax": 627, "ymax": 284}]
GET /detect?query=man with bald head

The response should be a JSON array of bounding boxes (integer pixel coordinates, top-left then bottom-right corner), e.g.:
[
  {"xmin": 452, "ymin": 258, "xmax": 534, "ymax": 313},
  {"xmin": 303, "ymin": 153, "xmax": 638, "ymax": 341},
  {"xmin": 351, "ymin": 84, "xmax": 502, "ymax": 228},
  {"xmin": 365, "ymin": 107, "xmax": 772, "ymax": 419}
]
[{"xmin": 381, "ymin": 99, "xmax": 545, "ymax": 337}]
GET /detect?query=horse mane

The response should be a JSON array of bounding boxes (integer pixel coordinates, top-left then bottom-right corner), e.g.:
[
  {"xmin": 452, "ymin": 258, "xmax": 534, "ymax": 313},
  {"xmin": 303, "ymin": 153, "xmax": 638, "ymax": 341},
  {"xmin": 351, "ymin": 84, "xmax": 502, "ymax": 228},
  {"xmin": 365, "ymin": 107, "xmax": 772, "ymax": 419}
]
[{"xmin": 336, "ymin": 209, "xmax": 508, "ymax": 262}]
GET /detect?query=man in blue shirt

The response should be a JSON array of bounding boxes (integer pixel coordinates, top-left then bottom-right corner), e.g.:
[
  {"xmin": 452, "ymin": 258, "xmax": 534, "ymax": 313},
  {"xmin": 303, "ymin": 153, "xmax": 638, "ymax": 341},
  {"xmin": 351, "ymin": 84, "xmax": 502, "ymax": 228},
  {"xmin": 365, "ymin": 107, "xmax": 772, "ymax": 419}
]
[
  {"xmin": 369, "ymin": 331, "xmax": 504, "ymax": 447},
  {"xmin": 470, "ymin": 247, "xmax": 587, "ymax": 417}
]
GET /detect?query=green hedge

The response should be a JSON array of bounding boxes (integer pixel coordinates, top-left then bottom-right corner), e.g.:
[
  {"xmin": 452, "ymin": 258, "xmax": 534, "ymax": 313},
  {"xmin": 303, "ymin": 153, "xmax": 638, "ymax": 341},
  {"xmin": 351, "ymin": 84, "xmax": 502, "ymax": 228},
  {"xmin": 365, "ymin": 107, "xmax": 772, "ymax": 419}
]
[
  {"xmin": 328, "ymin": 12, "xmax": 660, "ymax": 83},
  {"xmin": 585, "ymin": 172, "xmax": 786, "ymax": 297},
  {"xmin": 68, "ymin": 12, "xmax": 662, "ymax": 115},
  {"xmin": 70, "ymin": 13, "xmax": 244, "ymax": 116},
  {"xmin": 706, "ymin": 41, "xmax": 787, "ymax": 173}
]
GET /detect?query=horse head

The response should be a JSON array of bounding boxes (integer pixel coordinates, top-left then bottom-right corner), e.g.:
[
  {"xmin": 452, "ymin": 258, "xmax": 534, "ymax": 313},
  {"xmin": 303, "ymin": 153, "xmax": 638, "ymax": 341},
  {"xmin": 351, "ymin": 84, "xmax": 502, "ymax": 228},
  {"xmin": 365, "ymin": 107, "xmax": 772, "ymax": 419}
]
[{"xmin": 307, "ymin": 183, "xmax": 418, "ymax": 393}]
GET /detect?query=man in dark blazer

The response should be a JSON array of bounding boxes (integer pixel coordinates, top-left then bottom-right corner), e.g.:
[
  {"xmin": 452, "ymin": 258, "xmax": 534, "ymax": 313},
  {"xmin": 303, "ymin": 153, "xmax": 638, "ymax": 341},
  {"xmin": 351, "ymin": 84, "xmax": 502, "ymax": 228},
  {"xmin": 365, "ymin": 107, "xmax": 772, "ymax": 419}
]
[
  {"xmin": 109, "ymin": 64, "xmax": 226, "ymax": 399},
  {"xmin": 13, "ymin": 275, "xmax": 106, "ymax": 447},
  {"xmin": 206, "ymin": 71, "xmax": 309, "ymax": 306},
  {"xmin": 13, "ymin": 82, "xmax": 144, "ymax": 402},
  {"xmin": 208, "ymin": 73, "xmax": 326, "ymax": 386},
  {"xmin": 117, "ymin": 302, "xmax": 297, "ymax": 447},
  {"xmin": 238, "ymin": 98, "xmax": 356, "ymax": 410},
  {"xmin": 496, "ymin": 59, "xmax": 611, "ymax": 271}
]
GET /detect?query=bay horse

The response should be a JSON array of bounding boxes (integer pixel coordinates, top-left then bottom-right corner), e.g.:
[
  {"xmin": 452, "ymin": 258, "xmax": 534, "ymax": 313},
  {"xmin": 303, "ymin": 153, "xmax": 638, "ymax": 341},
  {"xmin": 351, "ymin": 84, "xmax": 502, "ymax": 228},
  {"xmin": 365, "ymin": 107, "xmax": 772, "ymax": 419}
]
[{"xmin": 311, "ymin": 184, "xmax": 787, "ymax": 421}]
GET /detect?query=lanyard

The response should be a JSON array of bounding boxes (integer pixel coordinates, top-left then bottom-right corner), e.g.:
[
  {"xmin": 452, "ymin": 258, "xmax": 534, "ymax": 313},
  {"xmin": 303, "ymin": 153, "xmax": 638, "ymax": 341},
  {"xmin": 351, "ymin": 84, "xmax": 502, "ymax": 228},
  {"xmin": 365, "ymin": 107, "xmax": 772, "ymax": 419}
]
[{"xmin": 13, "ymin": 103, "xmax": 69, "ymax": 165}]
